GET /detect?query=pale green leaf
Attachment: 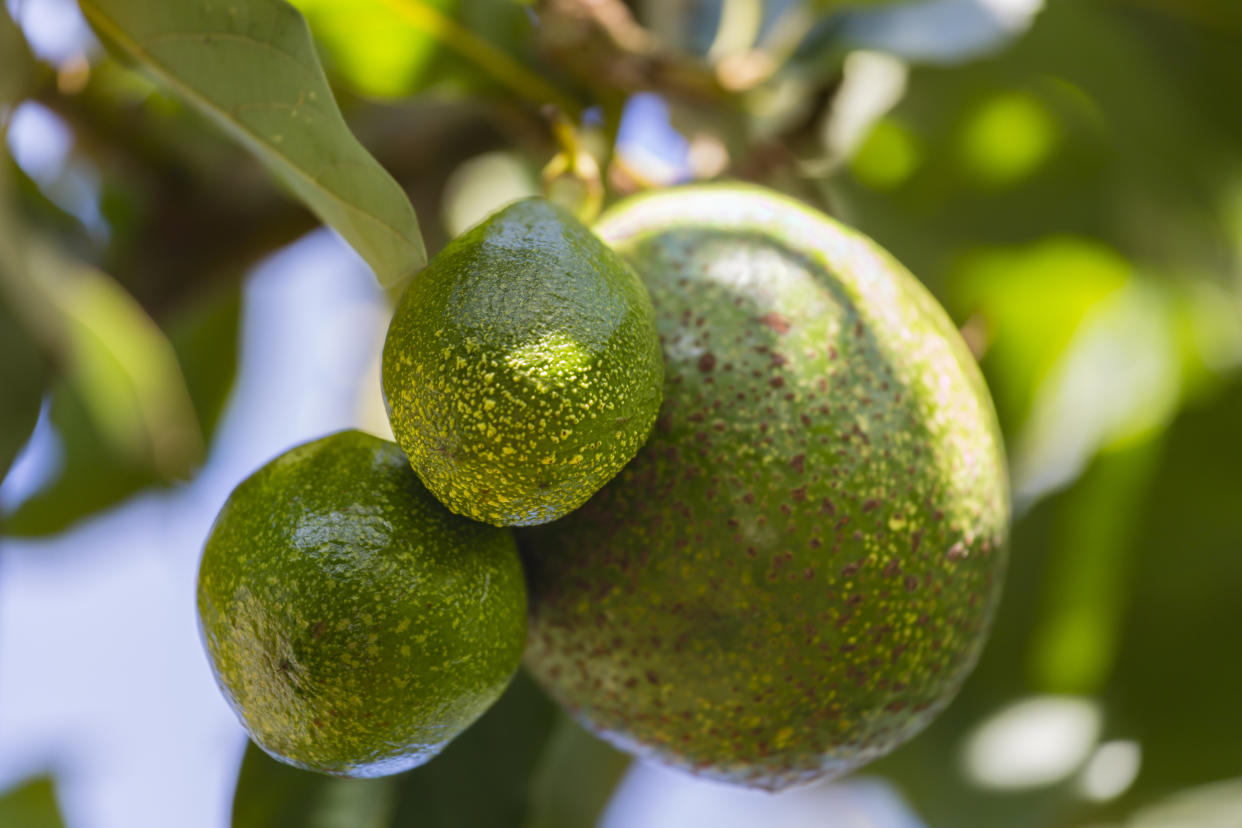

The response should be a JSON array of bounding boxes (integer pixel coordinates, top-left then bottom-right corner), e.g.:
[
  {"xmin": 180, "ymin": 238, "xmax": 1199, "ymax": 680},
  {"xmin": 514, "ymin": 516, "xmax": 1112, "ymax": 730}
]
[
  {"xmin": 26, "ymin": 242, "xmax": 205, "ymax": 478},
  {"xmin": 78, "ymin": 0, "xmax": 426, "ymax": 289}
]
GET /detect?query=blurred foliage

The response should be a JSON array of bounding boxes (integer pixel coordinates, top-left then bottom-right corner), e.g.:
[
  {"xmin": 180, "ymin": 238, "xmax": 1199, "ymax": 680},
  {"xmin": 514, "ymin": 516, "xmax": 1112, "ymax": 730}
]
[
  {"xmin": 233, "ymin": 672, "xmax": 623, "ymax": 828},
  {"xmin": 1, "ymin": 0, "xmax": 1240, "ymax": 825},
  {"xmin": 0, "ymin": 294, "xmax": 46, "ymax": 484},
  {"xmin": 0, "ymin": 776, "xmax": 65, "ymax": 828},
  {"xmin": 6, "ymin": 282, "xmax": 239, "ymax": 535},
  {"xmin": 79, "ymin": 0, "xmax": 427, "ymax": 288},
  {"xmin": 290, "ymin": 0, "xmax": 546, "ymax": 102}
]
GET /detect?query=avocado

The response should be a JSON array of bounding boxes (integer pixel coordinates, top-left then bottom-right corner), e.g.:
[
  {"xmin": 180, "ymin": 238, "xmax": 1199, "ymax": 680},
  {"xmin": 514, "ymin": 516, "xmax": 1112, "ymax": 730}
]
[
  {"xmin": 196, "ymin": 430, "xmax": 527, "ymax": 778},
  {"xmin": 381, "ymin": 198, "xmax": 664, "ymax": 527},
  {"xmin": 520, "ymin": 185, "xmax": 1010, "ymax": 791}
]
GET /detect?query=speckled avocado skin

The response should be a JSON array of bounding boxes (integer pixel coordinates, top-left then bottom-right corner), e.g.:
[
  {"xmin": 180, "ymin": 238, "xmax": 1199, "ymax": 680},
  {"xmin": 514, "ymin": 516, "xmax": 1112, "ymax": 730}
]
[
  {"xmin": 382, "ymin": 198, "xmax": 664, "ymax": 527},
  {"xmin": 196, "ymin": 430, "xmax": 527, "ymax": 778},
  {"xmin": 521, "ymin": 185, "xmax": 1010, "ymax": 792}
]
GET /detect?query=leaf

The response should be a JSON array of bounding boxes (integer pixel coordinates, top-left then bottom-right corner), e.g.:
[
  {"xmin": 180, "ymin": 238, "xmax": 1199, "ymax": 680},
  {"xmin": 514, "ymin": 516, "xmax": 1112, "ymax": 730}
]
[
  {"xmin": 232, "ymin": 671, "xmax": 562, "ymax": 828},
  {"xmin": 291, "ymin": 0, "xmax": 543, "ymax": 101},
  {"xmin": 78, "ymin": 0, "xmax": 426, "ymax": 290},
  {"xmin": 29, "ymin": 242, "xmax": 204, "ymax": 477},
  {"xmin": 525, "ymin": 717, "xmax": 630, "ymax": 828},
  {"xmin": 0, "ymin": 294, "xmax": 46, "ymax": 484},
  {"xmin": 7, "ymin": 282, "xmax": 240, "ymax": 536},
  {"xmin": 0, "ymin": 776, "xmax": 66, "ymax": 828},
  {"xmin": 232, "ymin": 747, "xmax": 397, "ymax": 828},
  {"xmin": 0, "ymin": 3, "xmax": 35, "ymax": 106}
]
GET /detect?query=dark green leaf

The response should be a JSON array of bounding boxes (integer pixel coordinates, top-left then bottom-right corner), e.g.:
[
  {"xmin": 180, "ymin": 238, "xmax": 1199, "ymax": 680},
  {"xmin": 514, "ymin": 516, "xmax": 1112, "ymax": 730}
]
[
  {"xmin": 525, "ymin": 717, "xmax": 629, "ymax": 828},
  {"xmin": 0, "ymin": 3, "xmax": 35, "ymax": 106},
  {"xmin": 0, "ymin": 776, "xmax": 66, "ymax": 828},
  {"xmin": 233, "ymin": 746, "xmax": 397, "ymax": 828},
  {"xmin": 78, "ymin": 0, "xmax": 426, "ymax": 290},
  {"xmin": 0, "ymin": 295, "xmax": 46, "ymax": 486},
  {"xmin": 387, "ymin": 671, "xmax": 560, "ymax": 827},
  {"xmin": 233, "ymin": 671, "xmax": 561, "ymax": 828}
]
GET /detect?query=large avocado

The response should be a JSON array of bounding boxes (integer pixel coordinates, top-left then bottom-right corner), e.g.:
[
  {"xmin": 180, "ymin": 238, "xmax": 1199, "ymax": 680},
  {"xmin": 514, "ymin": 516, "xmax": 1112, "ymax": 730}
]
[
  {"xmin": 521, "ymin": 185, "xmax": 1010, "ymax": 791},
  {"xmin": 382, "ymin": 198, "xmax": 664, "ymax": 527},
  {"xmin": 197, "ymin": 430, "xmax": 527, "ymax": 778}
]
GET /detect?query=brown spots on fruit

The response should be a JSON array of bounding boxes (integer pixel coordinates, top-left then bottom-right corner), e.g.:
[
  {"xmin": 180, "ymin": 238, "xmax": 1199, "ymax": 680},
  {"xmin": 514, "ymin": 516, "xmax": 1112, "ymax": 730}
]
[
  {"xmin": 769, "ymin": 377, "xmax": 786, "ymax": 389},
  {"xmin": 698, "ymin": 352, "xmax": 717, "ymax": 373},
  {"xmin": 759, "ymin": 312, "xmax": 792, "ymax": 334},
  {"xmin": 790, "ymin": 454, "xmax": 806, "ymax": 475}
]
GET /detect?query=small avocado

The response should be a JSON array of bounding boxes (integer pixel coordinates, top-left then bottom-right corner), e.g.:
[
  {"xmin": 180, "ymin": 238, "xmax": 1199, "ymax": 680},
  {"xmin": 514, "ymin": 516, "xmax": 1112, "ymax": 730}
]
[
  {"xmin": 196, "ymin": 430, "xmax": 527, "ymax": 778},
  {"xmin": 381, "ymin": 198, "xmax": 664, "ymax": 527},
  {"xmin": 521, "ymin": 185, "xmax": 1010, "ymax": 791}
]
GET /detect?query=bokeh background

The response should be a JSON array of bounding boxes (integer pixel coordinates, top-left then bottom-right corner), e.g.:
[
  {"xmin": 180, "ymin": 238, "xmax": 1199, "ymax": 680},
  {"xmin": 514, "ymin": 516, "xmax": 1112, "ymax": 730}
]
[{"xmin": 2, "ymin": 0, "xmax": 1240, "ymax": 826}]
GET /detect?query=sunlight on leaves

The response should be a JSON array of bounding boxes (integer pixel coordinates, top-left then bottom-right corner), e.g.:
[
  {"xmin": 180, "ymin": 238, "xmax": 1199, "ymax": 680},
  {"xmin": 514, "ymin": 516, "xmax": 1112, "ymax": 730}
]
[
  {"xmin": 952, "ymin": 236, "xmax": 1131, "ymax": 430},
  {"xmin": 1012, "ymin": 280, "xmax": 1180, "ymax": 505},
  {"xmin": 961, "ymin": 696, "xmax": 1101, "ymax": 791},
  {"xmin": 291, "ymin": 0, "xmax": 444, "ymax": 99},
  {"xmin": 1027, "ymin": 439, "xmax": 1161, "ymax": 694},
  {"xmin": 959, "ymin": 91, "xmax": 1058, "ymax": 188},
  {"xmin": 77, "ymin": 0, "xmax": 426, "ymax": 289},
  {"xmin": 28, "ymin": 241, "xmax": 204, "ymax": 477},
  {"xmin": 850, "ymin": 116, "xmax": 921, "ymax": 190}
]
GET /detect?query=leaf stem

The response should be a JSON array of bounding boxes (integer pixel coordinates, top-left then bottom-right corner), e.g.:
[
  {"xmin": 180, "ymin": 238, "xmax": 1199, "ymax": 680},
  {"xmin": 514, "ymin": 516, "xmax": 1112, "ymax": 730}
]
[{"xmin": 375, "ymin": 0, "xmax": 580, "ymax": 115}]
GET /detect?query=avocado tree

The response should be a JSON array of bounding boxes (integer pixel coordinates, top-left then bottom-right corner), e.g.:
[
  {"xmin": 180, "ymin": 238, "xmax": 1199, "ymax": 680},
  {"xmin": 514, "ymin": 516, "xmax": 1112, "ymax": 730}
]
[{"xmin": 3, "ymin": 1, "xmax": 1242, "ymax": 827}]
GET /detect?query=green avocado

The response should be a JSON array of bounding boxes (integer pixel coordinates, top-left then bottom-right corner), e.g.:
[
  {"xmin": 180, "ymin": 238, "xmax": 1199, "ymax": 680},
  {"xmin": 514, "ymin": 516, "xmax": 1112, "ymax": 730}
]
[
  {"xmin": 196, "ymin": 430, "xmax": 527, "ymax": 778},
  {"xmin": 521, "ymin": 185, "xmax": 1010, "ymax": 791},
  {"xmin": 381, "ymin": 198, "xmax": 664, "ymax": 527}
]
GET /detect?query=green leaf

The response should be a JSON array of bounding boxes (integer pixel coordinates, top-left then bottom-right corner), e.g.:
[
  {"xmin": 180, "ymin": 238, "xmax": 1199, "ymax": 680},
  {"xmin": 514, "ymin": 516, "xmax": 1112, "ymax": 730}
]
[
  {"xmin": 0, "ymin": 294, "xmax": 46, "ymax": 485},
  {"xmin": 525, "ymin": 718, "xmax": 629, "ymax": 828},
  {"xmin": 233, "ymin": 747, "xmax": 397, "ymax": 828},
  {"xmin": 7, "ymin": 283, "xmax": 240, "ymax": 536},
  {"xmin": 387, "ymin": 671, "xmax": 560, "ymax": 827},
  {"xmin": 29, "ymin": 242, "xmax": 204, "ymax": 477},
  {"xmin": 232, "ymin": 672, "xmax": 562, "ymax": 828},
  {"xmin": 0, "ymin": 3, "xmax": 35, "ymax": 107},
  {"xmin": 0, "ymin": 776, "xmax": 65, "ymax": 828},
  {"xmin": 78, "ymin": 0, "xmax": 426, "ymax": 290}
]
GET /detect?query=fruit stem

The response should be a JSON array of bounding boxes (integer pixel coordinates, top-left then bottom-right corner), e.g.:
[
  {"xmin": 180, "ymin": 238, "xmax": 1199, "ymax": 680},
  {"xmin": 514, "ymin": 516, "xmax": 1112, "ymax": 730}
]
[{"xmin": 541, "ymin": 110, "xmax": 604, "ymax": 224}]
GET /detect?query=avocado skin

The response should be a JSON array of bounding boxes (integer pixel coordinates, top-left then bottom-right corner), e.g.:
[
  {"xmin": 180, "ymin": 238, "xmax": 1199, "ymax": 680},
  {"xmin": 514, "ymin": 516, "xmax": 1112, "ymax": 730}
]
[
  {"xmin": 196, "ymin": 430, "xmax": 527, "ymax": 778},
  {"xmin": 382, "ymin": 198, "xmax": 664, "ymax": 527},
  {"xmin": 521, "ymin": 185, "xmax": 1009, "ymax": 791}
]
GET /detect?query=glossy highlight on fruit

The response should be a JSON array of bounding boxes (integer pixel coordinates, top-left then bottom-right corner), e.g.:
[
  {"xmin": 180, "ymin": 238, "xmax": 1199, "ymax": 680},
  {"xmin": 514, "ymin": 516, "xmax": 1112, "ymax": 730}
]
[
  {"xmin": 196, "ymin": 430, "xmax": 527, "ymax": 778},
  {"xmin": 382, "ymin": 198, "xmax": 664, "ymax": 527},
  {"xmin": 521, "ymin": 185, "xmax": 1010, "ymax": 791}
]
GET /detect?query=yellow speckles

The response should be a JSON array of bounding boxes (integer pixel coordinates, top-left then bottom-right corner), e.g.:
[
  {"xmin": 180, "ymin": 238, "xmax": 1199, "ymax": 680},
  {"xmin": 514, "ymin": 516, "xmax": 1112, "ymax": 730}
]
[
  {"xmin": 502, "ymin": 446, "xmax": 516, "ymax": 456},
  {"xmin": 483, "ymin": 398, "xmax": 497, "ymax": 411},
  {"xmin": 568, "ymin": 454, "xmax": 584, "ymax": 464},
  {"xmin": 395, "ymin": 618, "xmax": 411, "ymax": 633}
]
